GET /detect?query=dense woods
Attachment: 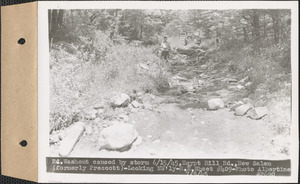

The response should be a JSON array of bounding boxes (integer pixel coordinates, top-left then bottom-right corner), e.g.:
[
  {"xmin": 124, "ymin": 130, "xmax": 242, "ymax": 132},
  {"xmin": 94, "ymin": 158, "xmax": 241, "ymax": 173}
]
[
  {"xmin": 49, "ymin": 9, "xmax": 292, "ymax": 158},
  {"xmin": 49, "ymin": 9, "xmax": 291, "ymax": 47}
]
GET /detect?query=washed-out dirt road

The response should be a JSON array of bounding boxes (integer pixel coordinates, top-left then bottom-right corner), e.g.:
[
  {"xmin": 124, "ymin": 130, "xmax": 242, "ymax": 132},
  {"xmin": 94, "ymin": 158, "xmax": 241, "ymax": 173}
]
[{"xmin": 50, "ymin": 58, "xmax": 290, "ymax": 159}]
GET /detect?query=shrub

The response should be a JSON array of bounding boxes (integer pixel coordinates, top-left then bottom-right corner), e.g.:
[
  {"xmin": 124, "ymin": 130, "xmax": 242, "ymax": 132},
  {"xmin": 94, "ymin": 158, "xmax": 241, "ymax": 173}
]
[{"xmin": 50, "ymin": 30, "xmax": 170, "ymax": 130}]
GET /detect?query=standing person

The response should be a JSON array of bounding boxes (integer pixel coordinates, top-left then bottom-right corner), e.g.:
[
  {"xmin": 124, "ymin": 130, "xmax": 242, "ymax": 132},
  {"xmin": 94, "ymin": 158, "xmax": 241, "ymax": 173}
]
[{"xmin": 161, "ymin": 36, "xmax": 171, "ymax": 63}]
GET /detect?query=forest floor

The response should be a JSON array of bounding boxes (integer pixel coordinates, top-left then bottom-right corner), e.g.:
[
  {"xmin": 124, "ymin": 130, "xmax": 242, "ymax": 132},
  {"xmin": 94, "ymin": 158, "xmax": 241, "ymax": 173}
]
[{"xmin": 50, "ymin": 54, "xmax": 290, "ymax": 159}]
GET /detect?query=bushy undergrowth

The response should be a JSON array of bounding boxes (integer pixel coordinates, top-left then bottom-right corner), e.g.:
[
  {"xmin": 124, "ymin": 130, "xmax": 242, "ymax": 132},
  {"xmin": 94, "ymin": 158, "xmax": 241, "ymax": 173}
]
[
  {"xmin": 50, "ymin": 30, "xmax": 169, "ymax": 131},
  {"xmin": 212, "ymin": 40, "xmax": 291, "ymax": 95},
  {"xmin": 211, "ymin": 39, "xmax": 291, "ymax": 135}
]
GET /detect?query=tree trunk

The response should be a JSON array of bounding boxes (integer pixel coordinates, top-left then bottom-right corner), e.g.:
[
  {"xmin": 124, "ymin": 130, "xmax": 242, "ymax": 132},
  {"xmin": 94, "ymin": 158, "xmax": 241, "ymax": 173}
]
[
  {"xmin": 57, "ymin": 10, "xmax": 64, "ymax": 29},
  {"xmin": 49, "ymin": 10, "xmax": 64, "ymax": 44},
  {"xmin": 252, "ymin": 10, "xmax": 260, "ymax": 45}
]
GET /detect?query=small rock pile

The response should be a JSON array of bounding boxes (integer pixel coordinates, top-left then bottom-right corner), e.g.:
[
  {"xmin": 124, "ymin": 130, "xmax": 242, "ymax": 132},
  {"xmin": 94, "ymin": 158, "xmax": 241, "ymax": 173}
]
[
  {"xmin": 230, "ymin": 98, "xmax": 269, "ymax": 120},
  {"xmin": 205, "ymin": 97, "xmax": 268, "ymax": 120}
]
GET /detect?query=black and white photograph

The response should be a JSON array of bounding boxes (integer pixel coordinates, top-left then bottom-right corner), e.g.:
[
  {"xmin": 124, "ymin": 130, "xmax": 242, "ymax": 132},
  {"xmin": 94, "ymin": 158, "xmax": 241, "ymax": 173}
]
[
  {"xmin": 38, "ymin": 1, "xmax": 298, "ymax": 181},
  {"xmin": 48, "ymin": 8, "xmax": 292, "ymax": 158}
]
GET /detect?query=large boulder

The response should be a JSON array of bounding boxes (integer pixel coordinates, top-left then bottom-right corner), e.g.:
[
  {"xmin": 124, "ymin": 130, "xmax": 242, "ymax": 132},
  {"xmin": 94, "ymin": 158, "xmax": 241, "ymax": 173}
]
[
  {"xmin": 98, "ymin": 123, "xmax": 139, "ymax": 151},
  {"xmin": 235, "ymin": 104, "xmax": 253, "ymax": 116},
  {"xmin": 247, "ymin": 107, "xmax": 268, "ymax": 120},
  {"xmin": 110, "ymin": 93, "xmax": 131, "ymax": 107},
  {"xmin": 59, "ymin": 123, "xmax": 85, "ymax": 157},
  {"xmin": 207, "ymin": 98, "xmax": 224, "ymax": 110}
]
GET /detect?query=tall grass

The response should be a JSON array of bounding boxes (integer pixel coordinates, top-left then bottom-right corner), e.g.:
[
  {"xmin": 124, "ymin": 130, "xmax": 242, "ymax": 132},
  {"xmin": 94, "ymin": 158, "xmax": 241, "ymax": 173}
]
[{"xmin": 50, "ymin": 30, "xmax": 170, "ymax": 131}]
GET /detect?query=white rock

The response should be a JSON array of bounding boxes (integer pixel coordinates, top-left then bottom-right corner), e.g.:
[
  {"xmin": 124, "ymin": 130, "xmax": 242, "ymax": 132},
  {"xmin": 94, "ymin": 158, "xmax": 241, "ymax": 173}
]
[
  {"xmin": 152, "ymin": 139, "xmax": 161, "ymax": 144},
  {"xmin": 94, "ymin": 103, "xmax": 105, "ymax": 109},
  {"xmin": 245, "ymin": 82, "xmax": 252, "ymax": 87},
  {"xmin": 227, "ymin": 78, "xmax": 238, "ymax": 83},
  {"xmin": 131, "ymin": 100, "xmax": 140, "ymax": 108},
  {"xmin": 111, "ymin": 93, "xmax": 131, "ymax": 107},
  {"xmin": 139, "ymin": 63, "xmax": 149, "ymax": 70},
  {"xmin": 59, "ymin": 123, "xmax": 85, "ymax": 157},
  {"xmin": 207, "ymin": 98, "xmax": 224, "ymax": 110},
  {"xmin": 98, "ymin": 123, "xmax": 139, "ymax": 151},
  {"xmin": 236, "ymin": 84, "xmax": 245, "ymax": 90},
  {"xmin": 235, "ymin": 104, "xmax": 253, "ymax": 116},
  {"xmin": 247, "ymin": 107, "xmax": 269, "ymax": 120}
]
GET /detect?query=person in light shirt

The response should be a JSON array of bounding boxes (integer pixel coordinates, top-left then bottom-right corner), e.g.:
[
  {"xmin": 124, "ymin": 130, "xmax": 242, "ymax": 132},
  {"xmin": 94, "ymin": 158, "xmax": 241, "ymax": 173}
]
[{"xmin": 160, "ymin": 36, "xmax": 171, "ymax": 63}]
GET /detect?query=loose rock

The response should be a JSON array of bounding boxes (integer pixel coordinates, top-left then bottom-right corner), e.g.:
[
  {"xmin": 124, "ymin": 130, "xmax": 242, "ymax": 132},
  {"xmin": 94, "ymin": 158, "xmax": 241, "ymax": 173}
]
[
  {"xmin": 236, "ymin": 84, "xmax": 245, "ymax": 90},
  {"xmin": 245, "ymin": 82, "xmax": 252, "ymax": 87},
  {"xmin": 139, "ymin": 63, "xmax": 149, "ymax": 70},
  {"xmin": 131, "ymin": 100, "xmax": 141, "ymax": 108},
  {"xmin": 111, "ymin": 93, "xmax": 131, "ymax": 107},
  {"xmin": 247, "ymin": 107, "xmax": 268, "ymax": 120},
  {"xmin": 98, "ymin": 123, "xmax": 139, "ymax": 151},
  {"xmin": 59, "ymin": 123, "xmax": 85, "ymax": 157},
  {"xmin": 152, "ymin": 139, "xmax": 161, "ymax": 144},
  {"xmin": 207, "ymin": 98, "xmax": 224, "ymax": 110},
  {"xmin": 235, "ymin": 104, "xmax": 253, "ymax": 116},
  {"xmin": 94, "ymin": 103, "xmax": 105, "ymax": 110}
]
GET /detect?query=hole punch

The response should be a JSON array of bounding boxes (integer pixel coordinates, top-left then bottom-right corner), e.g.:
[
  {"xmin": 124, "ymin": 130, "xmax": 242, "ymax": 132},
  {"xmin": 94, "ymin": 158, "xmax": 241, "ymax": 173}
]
[
  {"xmin": 18, "ymin": 38, "xmax": 26, "ymax": 45},
  {"xmin": 19, "ymin": 140, "xmax": 28, "ymax": 147}
]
